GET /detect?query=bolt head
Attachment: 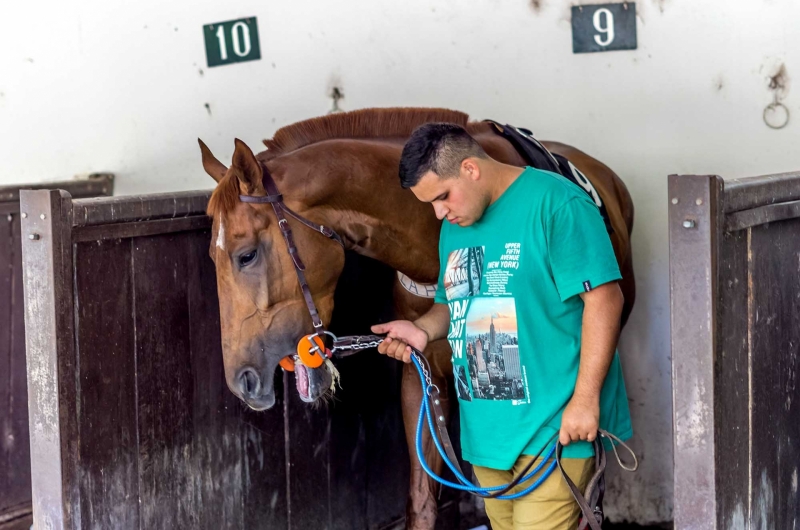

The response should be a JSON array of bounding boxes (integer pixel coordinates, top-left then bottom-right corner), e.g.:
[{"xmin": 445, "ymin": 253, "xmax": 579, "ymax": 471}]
[
  {"xmin": 671, "ymin": 198, "xmax": 679, "ymax": 205},
  {"xmin": 40, "ymin": 214, "xmax": 46, "ymax": 220},
  {"xmin": 21, "ymin": 212, "xmax": 27, "ymax": 218},
  {"xmin": 438, "ymin": 415, "xmax": 445, "ymax": 422},
  {"xmin": 683, "ymin": 220, "xmax": 696, "ymax": 229}
]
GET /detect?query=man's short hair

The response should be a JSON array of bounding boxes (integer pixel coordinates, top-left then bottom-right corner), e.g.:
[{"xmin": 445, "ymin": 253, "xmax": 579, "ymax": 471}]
[{"xmin": 399, "ymin": 123, "xmax": 488, "ymax": 189}]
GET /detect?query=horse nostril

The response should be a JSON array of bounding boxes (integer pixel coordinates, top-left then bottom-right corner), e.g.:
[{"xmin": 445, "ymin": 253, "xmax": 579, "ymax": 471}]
[{"xmin": 238, "ymin": 368, "xmax": 261, "ymax": 398}]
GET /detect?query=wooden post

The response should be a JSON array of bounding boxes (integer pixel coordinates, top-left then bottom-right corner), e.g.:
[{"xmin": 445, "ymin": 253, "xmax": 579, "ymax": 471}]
[
  {"xmin": 20, "ymin": 190, "xmax": 76, "ymax": 530},
  {"xmin": 668, "ymin": 174, "xmax": 722, "ymax": 530}
]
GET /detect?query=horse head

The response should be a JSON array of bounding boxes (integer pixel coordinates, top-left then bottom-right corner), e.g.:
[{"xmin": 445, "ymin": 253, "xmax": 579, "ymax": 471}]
[{"xmin": 199, "ymin": 138, "xmax": 344, "ymax": 410}]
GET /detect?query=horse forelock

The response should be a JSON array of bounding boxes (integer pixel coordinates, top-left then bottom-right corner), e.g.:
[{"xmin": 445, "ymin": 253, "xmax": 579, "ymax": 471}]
[
  {"xmin": 207, "ymin": 171, "xmax": 241, "ymax": 219},
  {"xmin": 261, "ymin": 107, "xmax": 472, "ymax": 159}
]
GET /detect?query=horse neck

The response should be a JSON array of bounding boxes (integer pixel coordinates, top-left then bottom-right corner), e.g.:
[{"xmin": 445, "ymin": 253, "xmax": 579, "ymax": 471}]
[{"xmin": 266, "ymin": 139, "xmax": 441, "ymax": 283}]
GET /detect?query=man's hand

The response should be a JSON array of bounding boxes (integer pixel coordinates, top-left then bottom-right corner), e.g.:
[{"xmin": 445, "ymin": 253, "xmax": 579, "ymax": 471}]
[
  {"xmin": 371, "ymin": 320, "xmax": 429, "ymax": 363},
  {"xmin": 559, "ymin": 394, "xmax": 600, "ymax": 445}
]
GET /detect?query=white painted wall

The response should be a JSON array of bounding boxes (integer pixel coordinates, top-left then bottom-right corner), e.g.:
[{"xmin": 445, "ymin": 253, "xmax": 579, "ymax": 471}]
[{"xmin": 3, "ymin": 0, "xmax": 799, "ymax": 523}]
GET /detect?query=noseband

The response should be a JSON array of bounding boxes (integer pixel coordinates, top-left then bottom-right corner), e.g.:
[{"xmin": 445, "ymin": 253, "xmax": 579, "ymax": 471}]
[{"xmin": 238, "ymin": 162, "xmax": 344, "ymax": 333}]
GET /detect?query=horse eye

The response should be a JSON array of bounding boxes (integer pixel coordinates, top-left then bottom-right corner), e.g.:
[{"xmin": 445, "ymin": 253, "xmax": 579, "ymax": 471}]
[{"xmin": 238, "ymin": 250, "xmax": 257, "ymax": 267}]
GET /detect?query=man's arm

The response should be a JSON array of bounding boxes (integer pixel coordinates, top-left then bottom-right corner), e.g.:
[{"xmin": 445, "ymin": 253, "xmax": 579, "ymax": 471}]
[
  {"xmin": 371, "ymin": 303, "xmax": 451, "ymax": 363},
  {"xmin": 559, "ymin": 281, "xmax": 624, "ymax": 445}
]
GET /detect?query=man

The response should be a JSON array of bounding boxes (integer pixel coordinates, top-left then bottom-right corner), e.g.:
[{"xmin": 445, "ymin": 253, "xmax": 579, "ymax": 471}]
[{"xmin": 371, "ymin": 123, "xmax": 632, "ymax": 530}]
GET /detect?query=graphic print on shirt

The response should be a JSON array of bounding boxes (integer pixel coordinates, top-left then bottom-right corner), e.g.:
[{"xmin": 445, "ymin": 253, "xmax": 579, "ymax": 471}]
[
  {"xmin": 444, "ymin": 244, "xmax": 530, "ymax": 405},
  {"xmin": 443, "ymin": 246, "xmax": 485, "ymax": 300}
]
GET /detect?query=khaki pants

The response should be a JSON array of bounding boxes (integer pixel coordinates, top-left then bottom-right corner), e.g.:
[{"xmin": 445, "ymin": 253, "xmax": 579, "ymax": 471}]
[{"xmin": 472, "ymin": 455, "xmax": 595, "ymax": 530}]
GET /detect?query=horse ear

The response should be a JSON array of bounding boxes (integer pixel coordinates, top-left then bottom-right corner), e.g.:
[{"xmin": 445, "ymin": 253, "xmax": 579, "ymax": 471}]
[
  {"xmin": 232, "ymin": 139, "xmax": 264, "ymax": 195},
  {"xmin": 198, "ymin": 139, "xmax": 228, "ymax": 183}
]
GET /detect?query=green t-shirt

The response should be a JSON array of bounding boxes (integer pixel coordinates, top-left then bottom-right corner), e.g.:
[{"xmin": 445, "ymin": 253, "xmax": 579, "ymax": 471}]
[{"xmin": 434, "ymin": 166, "xmax": 632, "ymax": 469}]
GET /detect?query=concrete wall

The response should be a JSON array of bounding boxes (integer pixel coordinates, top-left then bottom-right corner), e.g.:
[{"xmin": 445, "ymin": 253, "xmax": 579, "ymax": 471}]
[{"xmin": 3, "ymin": 0, "xmax": 799, "ymax": 523}]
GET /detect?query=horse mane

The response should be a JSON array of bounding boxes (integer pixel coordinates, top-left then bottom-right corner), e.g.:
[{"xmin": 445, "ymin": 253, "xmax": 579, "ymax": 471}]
[
  {"xmin": 261, "ymin": 107, "xmax": 473, "ymax": 159},
  {"xmin": 209, "ymin": 107, "xmax": 490, "ymax": 218}
]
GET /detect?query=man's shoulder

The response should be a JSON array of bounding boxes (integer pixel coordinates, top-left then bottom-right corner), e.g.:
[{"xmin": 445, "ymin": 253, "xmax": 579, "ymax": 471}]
[{"xmin": 514, "ymin": 167, "xmax": 590, "ymax": 214}]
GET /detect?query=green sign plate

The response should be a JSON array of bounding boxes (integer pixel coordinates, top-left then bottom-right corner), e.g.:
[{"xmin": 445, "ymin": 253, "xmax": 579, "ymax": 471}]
[{"xmin": 203, "ymin": 17, "xmax": 261, "ymax": 68}]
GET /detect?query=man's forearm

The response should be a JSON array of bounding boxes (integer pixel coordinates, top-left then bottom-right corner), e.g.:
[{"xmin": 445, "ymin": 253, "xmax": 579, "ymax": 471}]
[
  {"xmin": 573, "ymin": 284, "xmax": 624, "ymax": 402},
  {"xmin": 413, "ymin": 303, "xmax": 451, "ymax": 342}
]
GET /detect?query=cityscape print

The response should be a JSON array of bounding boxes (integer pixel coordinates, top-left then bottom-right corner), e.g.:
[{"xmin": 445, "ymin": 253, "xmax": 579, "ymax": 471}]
[{"xmin": 464, "ymin": 297, "xmax": 526, "ymax": 401}]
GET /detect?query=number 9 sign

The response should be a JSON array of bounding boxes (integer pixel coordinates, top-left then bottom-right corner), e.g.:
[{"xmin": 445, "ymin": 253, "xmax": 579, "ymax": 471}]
[{"xmin": 572, "ymin": 3, "xmax": 637, "ymax": 54}]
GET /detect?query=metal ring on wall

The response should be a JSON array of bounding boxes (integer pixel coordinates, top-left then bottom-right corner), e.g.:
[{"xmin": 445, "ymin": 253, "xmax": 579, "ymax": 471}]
[{"xmin": 763, "ymin": 101, "xmax": 790, "ymax": 129}]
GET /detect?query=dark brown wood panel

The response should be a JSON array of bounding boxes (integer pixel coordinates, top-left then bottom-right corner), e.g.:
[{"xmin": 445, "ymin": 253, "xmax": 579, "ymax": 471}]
[
  {"xmin": 0, "ymin": 211, "xmax": 31, "ymax": 518},
  {"xmin": 285, "ymin": 389, "xmax": 332, "ymax": 530},
  {"xmin": 714, "ymin": 228, "xmax": 750, "ymax": 527},
  {"xmin": 749, "ymin": 217, "xmax": 800, "ymax": 529},
  {"xmin": 74, "ymin": 238, "xmax": 140, "ymax": 529},
  {"xmin": 132, "ymin": 231, "xmax": 242, "ymax": 529},
  {"xmin": 239, "ymin": 374, "xmax": 288, "ymax": 530},
  {"xmin": 184, "ymin": 230, "xmax": 245, "ymax": 530},
  {"xmin": 724, "ymin": 171, "xmax": 800, "ymax": 213},
  {"xmin": 72, "ymin": 191, "xmax": 209, "ymax": 227}
]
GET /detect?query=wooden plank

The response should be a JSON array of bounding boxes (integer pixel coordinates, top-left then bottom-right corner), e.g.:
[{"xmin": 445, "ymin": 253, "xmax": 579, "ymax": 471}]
[
  {"xmin": 72, "ymin": 216, "xmax": 211, "ymax": 242},
  {"xmin": 285, "ymin": 387, "xmax": 332, "ymax": 529},
  {"xmin": 183, "ymin": 229, "xmax": 244, "ymax": 529},
  {"xmin": 668, "ymin": 174, "xmax": 721, "ymax": 530},
  {"xmin": 0, "ymin": 213, "xmax": 15, "ymax": 514},
  {"xmin": 132, "ymin": 232, "xmax": 198, "ymax": 528},
  {"xmin": 240, "ymin": 374, "xmax": 288, "ymax": 530},
  {"xmin": 133, "ymin": 230, "xmax": 248, "ymax": 528},
  {"xmin": 723, "ymin": 171, "xmax": 800, "ymax": 213},
  {"xmin": 0, "ymin": 212, "xmax": 29, "ymax": 519},
  {"xmin": 3, "ymin": 211, "xmax": 31, "ymax": 519},
  {"xmin": 713, "ymin": 227, "xmax": 750, "ymax": 527},
  {"xmin": 72, "ymin": 191, "xmax": 210, "ymax": 227},
  {"xmin": 725, "ymin": 199, "xmax": 800, "ymax": 231},
  {"xmin": 19, "ymin": 190, "xmax": 76, "ymax": 530},
  {"xmin": 73, "ymin": 239, "xmax": 140, "ymax": 528},
  {"xmin": 0, "ymin": 174, "xmax": 114, "ymax": 203},
  {"xmin": 748, "ymin": 217, "xmax": 800, "ymax": 529}
]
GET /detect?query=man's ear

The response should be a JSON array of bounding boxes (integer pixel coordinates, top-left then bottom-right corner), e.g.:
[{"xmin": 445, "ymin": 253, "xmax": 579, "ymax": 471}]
[{"xmin": 462, "ymin": 158, "xmax": 481, "ymax": 181}]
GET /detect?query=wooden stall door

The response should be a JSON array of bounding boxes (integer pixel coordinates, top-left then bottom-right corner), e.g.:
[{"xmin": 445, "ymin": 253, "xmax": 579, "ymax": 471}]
[{"xmin": 20, "ymin": 188, "xmax": 444, "ymax": 530}]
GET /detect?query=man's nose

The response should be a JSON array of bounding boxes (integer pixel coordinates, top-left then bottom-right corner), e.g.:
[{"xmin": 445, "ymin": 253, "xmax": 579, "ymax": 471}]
[{"xmin": 433, "ymin": 203, "xmax": 448, "ymax": 220}]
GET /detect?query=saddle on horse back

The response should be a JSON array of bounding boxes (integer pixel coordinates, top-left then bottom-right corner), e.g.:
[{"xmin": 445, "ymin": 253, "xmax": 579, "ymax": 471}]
[{"xmin": 485, "ymin": 120, "xmax": 614, "ymax": 234}]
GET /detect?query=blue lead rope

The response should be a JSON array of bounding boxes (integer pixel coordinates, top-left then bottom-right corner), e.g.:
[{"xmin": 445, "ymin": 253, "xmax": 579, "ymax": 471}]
[{"xmin": 410, "ymin": 354, "xmax": 558, "ymax": 499}]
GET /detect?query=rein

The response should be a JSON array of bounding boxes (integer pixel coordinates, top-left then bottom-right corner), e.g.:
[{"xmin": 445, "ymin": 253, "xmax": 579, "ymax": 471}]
[{"xmin": 238, "ymin": 162, "xmax": 638, "ymax": 528}]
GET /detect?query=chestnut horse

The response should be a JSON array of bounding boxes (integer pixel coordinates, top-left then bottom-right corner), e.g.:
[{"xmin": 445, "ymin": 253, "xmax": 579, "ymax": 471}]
[{"xmin": 199, "ymin": 107, "xmax": 635, "ymax": 529}]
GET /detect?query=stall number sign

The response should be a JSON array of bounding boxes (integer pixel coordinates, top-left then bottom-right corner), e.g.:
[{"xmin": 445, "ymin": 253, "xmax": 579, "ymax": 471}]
[
  {"xmin": 572, "ymin": 3, "xmax": 637, "ymax": 53},
  {"xmin": 203, "ymin": 17, "xmax": 261, "ymax": 67}
]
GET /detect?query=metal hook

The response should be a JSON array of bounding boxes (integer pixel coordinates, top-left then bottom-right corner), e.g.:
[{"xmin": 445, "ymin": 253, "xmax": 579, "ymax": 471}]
[{"xmin": 764, "ymin": 100, "xmax": 790, "ymax": 130}]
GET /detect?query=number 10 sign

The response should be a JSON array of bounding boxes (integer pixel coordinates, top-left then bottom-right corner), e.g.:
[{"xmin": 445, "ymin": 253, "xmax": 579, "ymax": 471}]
[
  {"xmin": 204, "ymin": 17, "xmax": 261, "ymax": 67},
  {"xmin": 572, "ymin": 3, "xmax": 637, "ymax": 54}
]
